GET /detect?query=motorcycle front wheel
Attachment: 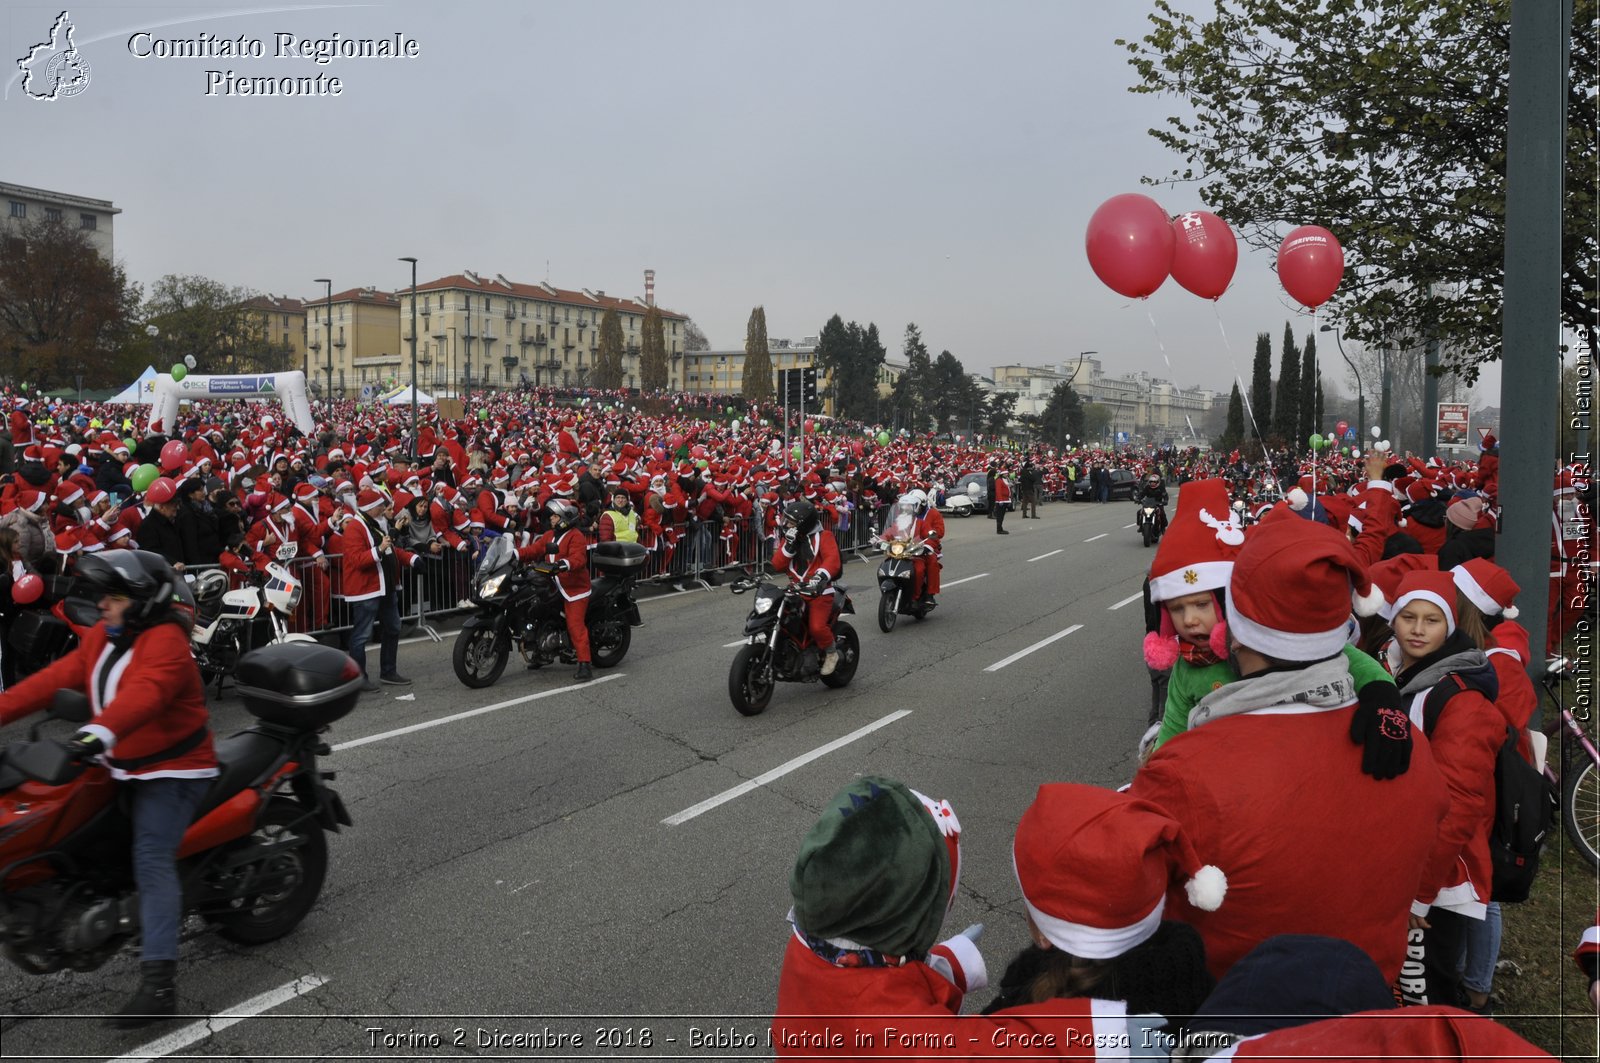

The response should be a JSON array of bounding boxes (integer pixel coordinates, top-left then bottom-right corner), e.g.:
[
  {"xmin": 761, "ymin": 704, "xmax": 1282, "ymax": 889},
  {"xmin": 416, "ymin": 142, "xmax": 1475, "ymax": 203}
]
[
  {"xmin": 214, "ymin": 798, "xmax": 328, "ymax": 945},
  {"xmin": 453, "ymin": 624, "xmax": 509, "ymax": 688},
  {"xmin": 729, "ymin": 643, "xmax": 775, "ymax": 716},
  {"xmin": 821, "ymin": 622, "xmax": 860, "ymax": 689},
  {"xmin": 590, "ymin": 619, "xmax": 632, "ymax": 668},
  {"xmin": 877, "ymin": 590, "xmax": 899, "ymax": 633},
  {"xmin": 1143, "ymin": 521, "xmax": 1157, "ymax": 548}
]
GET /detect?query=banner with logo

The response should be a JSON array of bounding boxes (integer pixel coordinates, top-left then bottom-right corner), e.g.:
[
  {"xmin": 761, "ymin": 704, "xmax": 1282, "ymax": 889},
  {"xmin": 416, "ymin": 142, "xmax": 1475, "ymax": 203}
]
[{"xmin": 1436, "ymin": 403, "xmax": 1470, "ymax": 447}]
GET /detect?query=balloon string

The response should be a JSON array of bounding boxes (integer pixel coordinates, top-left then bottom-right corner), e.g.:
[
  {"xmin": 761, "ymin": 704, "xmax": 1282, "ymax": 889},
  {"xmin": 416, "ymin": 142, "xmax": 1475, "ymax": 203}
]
[
  {"xmin": 1213, "ymin": 304, "xmax": 1284, "ymax": 495},
  {"xmin": 1145, "ymin": 310, "xmax": 1192, "ymax": 442}
]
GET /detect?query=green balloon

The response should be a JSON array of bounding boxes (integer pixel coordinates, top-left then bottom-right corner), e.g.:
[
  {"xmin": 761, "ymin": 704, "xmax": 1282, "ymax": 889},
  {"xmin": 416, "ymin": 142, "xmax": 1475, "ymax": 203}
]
[
  {"xmin": 478, "ymin": 409, "xmax": 489, "ymax": 420},
  {"xmin": 696, "ymin": 458, "xmax": 709, "ymax": 469},
  {"xmin": 123, "ymin": 437, "xmax": 136, "ymax": 451},
  {"xmin": 876, "ymin": 431, "xmax": 890, "ymax": 446},
  {"xmin": 130, "ymin": 463, "xmax": 160, "ymax": 492},
  {"xmin": 170, "ymin": 363, "xmax": 187, "ymax": 382},
  {"xmin": 791, "ymin": 444, "xmax": 802, "ymax": 458}
]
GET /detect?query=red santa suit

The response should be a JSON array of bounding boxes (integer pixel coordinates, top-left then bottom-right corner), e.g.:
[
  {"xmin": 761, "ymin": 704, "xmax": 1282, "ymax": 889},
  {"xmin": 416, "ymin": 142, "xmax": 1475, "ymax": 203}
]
[
  {"xmin": 518, "ymin": 526, "xmax": 591, "ymax": 664},
  {"xmin": 771, "ymin": 525, "xmax": 843, "ymax": 651},
  {"xmin": 914, "ymin": 506, "xmax": 945, "ymax": 599},
  {"xmin": 1224, "ymin": 1005, "xmax": 1552, "ymax": 1061}
]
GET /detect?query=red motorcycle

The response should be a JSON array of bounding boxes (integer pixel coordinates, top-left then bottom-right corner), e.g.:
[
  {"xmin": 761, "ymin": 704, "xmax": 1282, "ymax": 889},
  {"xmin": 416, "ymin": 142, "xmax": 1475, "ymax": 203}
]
[{"xmin": 0, "ymin": 642, "xmax": 359, "ymax": 975}]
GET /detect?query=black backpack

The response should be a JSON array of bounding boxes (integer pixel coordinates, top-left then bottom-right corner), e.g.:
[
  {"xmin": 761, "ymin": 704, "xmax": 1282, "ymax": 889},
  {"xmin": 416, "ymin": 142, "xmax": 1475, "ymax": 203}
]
[{"xmin": 1421, "ymin": 675, "xmax": 1558, "ymax": 903}]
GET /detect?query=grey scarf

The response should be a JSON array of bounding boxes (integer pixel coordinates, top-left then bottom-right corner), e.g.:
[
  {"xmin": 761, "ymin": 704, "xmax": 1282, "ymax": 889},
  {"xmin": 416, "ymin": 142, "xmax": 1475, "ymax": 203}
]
[{"xmin": 1188, "ymin": 654, "xmax": 1356, "ymax": 731}]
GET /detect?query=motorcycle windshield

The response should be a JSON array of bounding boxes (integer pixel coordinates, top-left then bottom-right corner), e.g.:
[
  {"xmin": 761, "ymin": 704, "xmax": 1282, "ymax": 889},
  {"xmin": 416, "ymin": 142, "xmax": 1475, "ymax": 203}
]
[{"xmin": 476, "ymin": 536, "xmax": 514, "ymax": 585}]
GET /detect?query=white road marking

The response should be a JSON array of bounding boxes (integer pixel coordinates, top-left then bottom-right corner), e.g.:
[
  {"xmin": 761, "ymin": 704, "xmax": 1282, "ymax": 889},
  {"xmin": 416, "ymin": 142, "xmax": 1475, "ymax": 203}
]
[
  {"xmin": 984, "ymin": 624, "xmax": 1084, "ymax": 672},
  {"xmin": 1026, "ymin": 549, "xmax": 1063, "ymax": 563},
  {"xmin": 1109, "ymin": 591, "xmax": 1144, "ymax": 610},
  {"xmin": 113, "ymin": 975, "xmax": 327, "ymax": 1063},
  {"xmin": 332, "ymin": 675, "xmax": 623, "ymax": 751},
  {"xmin": 1084, "ymin": 533, "xmax": 1109, "ymax": 542},
  {"xmin": 663, "ymin": 710, "xmax": 914, "ymax": 826},
  {"xmin": 941, "ymin": 572, "xmax": 990, "ymax": 588},
  {"xmin": 1122, "ymin": 523, "xmax": 1136, "ymax": 529}
]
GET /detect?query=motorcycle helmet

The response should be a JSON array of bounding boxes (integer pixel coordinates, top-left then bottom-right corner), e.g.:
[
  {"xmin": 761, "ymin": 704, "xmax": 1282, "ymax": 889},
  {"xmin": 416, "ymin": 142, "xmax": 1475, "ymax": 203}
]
[
  {"xmin": 546, "ymin": 498, "xmax": 578, "ymax": 528},
  {"xmin": 903, "ymin": 488, "xmax": 930, "ymax": 516},
  {"xmin": 71, "ymin": 549, "xmax": 188, "ymax": 628},
  {"xmin": 782, "ymin": 499, "xmax": 820, "ymax": 538}
]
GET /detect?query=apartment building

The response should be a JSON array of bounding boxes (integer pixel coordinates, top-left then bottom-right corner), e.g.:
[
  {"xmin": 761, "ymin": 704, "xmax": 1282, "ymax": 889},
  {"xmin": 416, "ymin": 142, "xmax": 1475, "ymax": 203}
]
[
  {"xmin": 238, "ymin": 294, "xmax": 307, "ymax": 371},
  {"xmin": 991, "ymin": 357, "xmax": 1219, "ymax": 443},
  {"xmin": 1, "ymin": 180, "xmax": 119, "ymax": 258},
  {"xmin": 303, "ymin": 287, "xmax": 401, "ymax": 398}
]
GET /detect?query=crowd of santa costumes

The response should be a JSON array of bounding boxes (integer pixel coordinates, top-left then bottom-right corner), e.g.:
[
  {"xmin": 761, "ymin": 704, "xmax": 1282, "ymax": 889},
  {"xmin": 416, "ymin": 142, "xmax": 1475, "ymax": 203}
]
[{"xmin": 0, "ymin": 386, "xmax": 1593, "ymax": 1057}]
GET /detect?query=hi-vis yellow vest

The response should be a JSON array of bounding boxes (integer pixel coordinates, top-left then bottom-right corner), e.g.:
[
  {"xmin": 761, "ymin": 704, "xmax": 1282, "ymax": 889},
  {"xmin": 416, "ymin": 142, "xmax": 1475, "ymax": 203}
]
[{"xmin": 608, "ymin": 508, "xmax": 640, "ymax": 543}]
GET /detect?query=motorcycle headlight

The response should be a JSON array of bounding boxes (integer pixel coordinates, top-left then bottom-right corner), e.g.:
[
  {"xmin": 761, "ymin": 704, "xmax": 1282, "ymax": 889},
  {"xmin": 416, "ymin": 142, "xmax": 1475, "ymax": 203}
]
[
  {"xmin": 888, "ymin": 541, "xmax": 907, "ymax": 558},
  {"xmin": 286, "ymin": 584, "xmax": 303, "ymax": 611},
  {"xmin": 480, "ymin": 573, "xmax": 506, "ymax": 598},
  {"xmin": 754, "ymin": 595, "xmax": 775, "ymax": 615}
]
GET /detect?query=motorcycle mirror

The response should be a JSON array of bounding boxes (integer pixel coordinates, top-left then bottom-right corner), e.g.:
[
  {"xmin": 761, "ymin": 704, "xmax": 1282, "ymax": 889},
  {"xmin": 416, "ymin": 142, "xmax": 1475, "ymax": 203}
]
[
  {"xmin": 49, "ymin": 689, "xmax": 91, "ymax": 724},
  {"xmin": 730, "ymin": 580, "xmax": 751, "ymax": 595}
]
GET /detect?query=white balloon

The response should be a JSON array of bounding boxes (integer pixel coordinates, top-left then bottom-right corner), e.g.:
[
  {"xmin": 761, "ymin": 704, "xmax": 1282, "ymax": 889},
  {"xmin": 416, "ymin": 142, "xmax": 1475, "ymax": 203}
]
[
  {"xmin": 183, "ymin": 354, "xmax": 197, "ymax": 370},
  {"xmin": 1370, "ymin": 425, "xmax": 1381, "ymax": 439}
]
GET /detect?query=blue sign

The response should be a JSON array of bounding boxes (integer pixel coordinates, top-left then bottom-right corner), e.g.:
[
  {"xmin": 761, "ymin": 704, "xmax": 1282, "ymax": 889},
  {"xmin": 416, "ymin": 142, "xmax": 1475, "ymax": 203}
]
[
  {"xmin": 1115, "ymin": 431, "xmax": 1130, "ymax": 444},
  {"xmin": 1343, "ymin": 428, "xmax": 1356, "ymax": 442}
]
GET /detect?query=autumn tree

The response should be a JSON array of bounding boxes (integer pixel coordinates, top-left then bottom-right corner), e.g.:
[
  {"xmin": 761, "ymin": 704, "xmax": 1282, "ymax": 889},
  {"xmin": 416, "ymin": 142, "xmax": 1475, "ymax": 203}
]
[
  {"xmin": 638, "ymin": 305, "xmax": 668, "ymax": 392},
  {"xmin": 1119, "ymin": 0, "xmax": 1599, "ymax": 378},
  {"xmin": 0, "ymin": 217, "xmax": 141, "ymax": 389},
  {"xmin": 742, "ymin": 306, "xmax": 773, "ymax": 401},
  {"xmin": 589, "ymin": 307, "xmax": 625, "ymax": 389},
  {"xmin": 143, "ymin": 274, "xmax": 292, "ymax": 376},
  {"xmin": 682, "ymin": 318, "xmax": 710, "ymax": 352}
]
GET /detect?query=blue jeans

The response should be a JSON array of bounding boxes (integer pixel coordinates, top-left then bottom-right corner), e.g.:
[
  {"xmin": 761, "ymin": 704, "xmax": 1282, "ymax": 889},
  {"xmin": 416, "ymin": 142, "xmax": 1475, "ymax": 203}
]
[
  {"xmin": 348, "ymin": 594, "xmax": 401, "ymax": 678},
  {"xmin": 1459, "ymin": 901, "xmax": 1502, "ymax": 995},
  {"xmin": 131, "ymin": 778, "xmax": 211, "ymax": 962}
]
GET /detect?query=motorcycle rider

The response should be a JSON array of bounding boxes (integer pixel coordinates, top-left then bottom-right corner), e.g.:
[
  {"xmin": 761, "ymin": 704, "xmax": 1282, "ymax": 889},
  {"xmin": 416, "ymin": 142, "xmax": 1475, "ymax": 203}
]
[
  {"xmin": 1137, "ymin": 471, "xmax": 1169, "ymax": 535},
  {"xmin": 899, "ymin": 489, "xmax": 944, "ymax": 608},
  {"xmin": 0, "ymin": 550, "xmax": 215, "ymax": 1028},
  {"xmin": 770, "ymin": 499, "xmax": 844, "ymax": 676},
  {"xmin": 517, "ymin": 499, "xmax": 594, "ymax": 682}
]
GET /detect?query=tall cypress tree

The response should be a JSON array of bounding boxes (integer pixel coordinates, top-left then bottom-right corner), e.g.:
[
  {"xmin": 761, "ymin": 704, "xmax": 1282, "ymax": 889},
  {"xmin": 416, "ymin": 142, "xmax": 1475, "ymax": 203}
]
[
  {"xmin": 1273, "ymin": 322, "xmax": 1301, "ymax": 442},
  {"xmin": 1299, "ymin": 333, "xmax": 1320, "ymax": 438},
  {"xmin": 742, "ymin": 306, "xmax": 773, "ymax": 401},
  {"xmin": 1222, "ymin": 382, "xmax": 1245, "ymax": 448},
  {"xmin": 1248, "ymin": 331, "xmax": 1274, "ymax": 439},
  {"xmin": 592, "ymin": 307, "xmax": 625, "ymax": 389}
]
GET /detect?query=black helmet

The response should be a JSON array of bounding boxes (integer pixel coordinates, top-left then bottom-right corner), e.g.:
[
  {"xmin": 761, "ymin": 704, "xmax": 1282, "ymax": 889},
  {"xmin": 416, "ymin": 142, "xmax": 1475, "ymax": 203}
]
[
  {"xmin": 782, "ymin": 499, "xmax": 820, "ymax": 538},
  {"xmin": 72, "ymin": 549, "xmax": 188, "ymax": 627}
]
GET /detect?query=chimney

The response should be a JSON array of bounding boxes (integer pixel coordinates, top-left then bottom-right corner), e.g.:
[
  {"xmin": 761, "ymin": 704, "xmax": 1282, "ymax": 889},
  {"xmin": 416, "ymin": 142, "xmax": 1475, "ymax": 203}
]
[{"xmin": 644, "ymin": 269, "xmax": 655, "ymax": 307}]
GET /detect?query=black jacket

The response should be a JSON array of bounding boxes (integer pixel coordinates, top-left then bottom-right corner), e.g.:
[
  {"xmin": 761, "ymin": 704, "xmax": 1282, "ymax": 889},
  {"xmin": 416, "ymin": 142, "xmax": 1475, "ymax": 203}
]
[
  {"xmin": 136, "ymin": 509, "xmax": 187, "ymax": 566},
  {"xmin": 93, "ymin": 457, "xmax": 132, "ymax": 498},
  {"xmin": 1438, "ymin": 526, "xmax": 1495, "ymax": 571}
]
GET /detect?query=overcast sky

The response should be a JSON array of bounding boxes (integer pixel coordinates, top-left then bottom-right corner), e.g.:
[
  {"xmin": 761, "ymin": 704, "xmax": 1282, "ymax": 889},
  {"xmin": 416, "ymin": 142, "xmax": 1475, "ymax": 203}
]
[{"xmin": 4, "ymin": 0, "xmax": 1499, "ymax": 409}]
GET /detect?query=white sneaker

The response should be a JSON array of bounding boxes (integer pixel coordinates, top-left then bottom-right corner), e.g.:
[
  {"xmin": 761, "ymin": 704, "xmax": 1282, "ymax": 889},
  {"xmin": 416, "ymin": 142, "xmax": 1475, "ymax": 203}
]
[
  {"xmin": 456, "ymin": 598, "xmax": 474, "ymax": 609},
  {"xmin": 820, "ymin": 647, "xmax": 841, "ymax": 676}
]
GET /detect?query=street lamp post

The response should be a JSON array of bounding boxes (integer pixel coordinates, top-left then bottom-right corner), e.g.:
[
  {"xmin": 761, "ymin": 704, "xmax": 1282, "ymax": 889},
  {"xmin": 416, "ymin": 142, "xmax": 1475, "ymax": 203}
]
[
  {"xmin": 1319, "ymin": 325, "xmax": 1364, "ymax": 444},
  {"xmin": 313, "ymin": 278, "xmax": 333, "ymax": 405},
  {"xmin": 399, "ymin": 257, "xmax": 418, "ymax": 457}
]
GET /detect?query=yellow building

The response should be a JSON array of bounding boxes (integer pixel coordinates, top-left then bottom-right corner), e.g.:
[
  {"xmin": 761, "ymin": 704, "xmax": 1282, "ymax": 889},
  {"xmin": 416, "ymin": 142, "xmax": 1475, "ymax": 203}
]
[
  {"xmin": 238, "ymin": 294, "xmax": 307, "ymax": 372},
  {"xmin": 682, "ymin": 339, "xmax": 841, "ymax": 414},
  {"xmin": 302, "ymin": 286, "xmax": 402, "ymax": 398},
  {"xmin": 397, "ymin": 271, "xmax": 688, "ymax": 394}
]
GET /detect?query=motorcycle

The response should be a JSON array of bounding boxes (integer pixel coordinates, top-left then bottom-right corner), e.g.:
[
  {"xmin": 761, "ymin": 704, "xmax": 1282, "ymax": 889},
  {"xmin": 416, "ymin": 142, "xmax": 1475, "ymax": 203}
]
[
  {"xmin": 452, "ymin": 536, "xmax": 645, "ymax": 687},
  {"xmin": 1135, "ymin": 499, "xmax": 1167, "ymax": 547},
  {"xmin": 873, "ymin": 530, "xmax": 935, "ymax": 633},
  {"xmin": 727, "ymin": 573, "xmax": 859, "ymax": 716},
  {"xmin": 188, "ymin": 562, "xmax": 317, "ymax": 689},
  {"xmin": 0, "ymin": 642, "xmax": 357, "ymax": 976}
]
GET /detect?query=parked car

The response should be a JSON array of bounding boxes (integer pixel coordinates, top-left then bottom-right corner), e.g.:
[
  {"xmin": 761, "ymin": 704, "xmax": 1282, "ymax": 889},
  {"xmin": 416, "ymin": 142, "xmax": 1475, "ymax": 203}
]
[{"xmin": 1070, "ymin": 468, "xmax": 1138, "ymax": 502}]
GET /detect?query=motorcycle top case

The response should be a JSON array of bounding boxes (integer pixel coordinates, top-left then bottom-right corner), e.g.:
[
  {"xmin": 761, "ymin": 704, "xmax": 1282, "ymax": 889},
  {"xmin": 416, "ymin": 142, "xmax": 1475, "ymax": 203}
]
[
  {"xmin": 8, "ymin": 609, "xmax": 71, "ymax": 658},
  {"xmin": 592, "ymin": 541, "xmax": 648, "ymax": 573},
  {"xmin": 234, "ymin": 642, "xmax": 364, "ymax": 729}
]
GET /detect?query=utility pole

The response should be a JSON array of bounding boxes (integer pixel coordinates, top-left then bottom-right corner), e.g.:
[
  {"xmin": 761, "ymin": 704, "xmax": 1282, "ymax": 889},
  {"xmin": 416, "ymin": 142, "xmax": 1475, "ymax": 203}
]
[
  {"xmin": 399, "ymin": 257, "xmax": 419, "ymax": 457},
  {"xmin": 313, "ymin": 278, "xmax": 333, "ymax": 403}
]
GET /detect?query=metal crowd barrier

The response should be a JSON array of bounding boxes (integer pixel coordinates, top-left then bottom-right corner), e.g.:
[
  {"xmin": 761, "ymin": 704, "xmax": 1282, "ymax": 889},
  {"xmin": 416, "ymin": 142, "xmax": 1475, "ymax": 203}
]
[{"xmin": 249, "ymin": 498, "xmax": 894, "ymax": 642}]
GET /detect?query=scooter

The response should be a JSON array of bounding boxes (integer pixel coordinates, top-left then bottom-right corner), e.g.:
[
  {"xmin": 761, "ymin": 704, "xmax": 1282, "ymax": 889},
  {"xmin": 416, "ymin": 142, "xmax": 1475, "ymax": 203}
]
[
  {"xmin": 0, "ymin": 642, "xmax": 357, "ymax": 976},
  {"xmin": 188, "ymin": 562, "xmax": 317, "ymax": 689},
  {"xmin": 452, "ymin": 536, "xmax": 646, "ymax": 688},
  {"xmin": 874, "ymin": 532, "xmax": 935, "ymax": 633},
  {"xmin": 727, "ymin": 573, "xmax": 858, "ymax": 716}
]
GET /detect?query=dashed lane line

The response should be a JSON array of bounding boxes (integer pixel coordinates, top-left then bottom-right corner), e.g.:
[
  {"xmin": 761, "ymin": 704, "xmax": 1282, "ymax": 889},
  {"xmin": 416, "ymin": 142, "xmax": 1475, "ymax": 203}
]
[
  {"xmin": 984, "ymin": 624, "xmax": 1084, "ymax": 672},
  {"xmin": 113, "ymin": 975, "xmax": 327, "ymax": 1063}
]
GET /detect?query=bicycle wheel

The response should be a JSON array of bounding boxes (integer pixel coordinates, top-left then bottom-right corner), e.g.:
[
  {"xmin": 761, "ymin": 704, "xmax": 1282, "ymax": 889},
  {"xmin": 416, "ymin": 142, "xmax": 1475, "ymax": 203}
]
[{"xmin": 1563, "ymin": 755, "xmax": 1600, "ymax": 871}]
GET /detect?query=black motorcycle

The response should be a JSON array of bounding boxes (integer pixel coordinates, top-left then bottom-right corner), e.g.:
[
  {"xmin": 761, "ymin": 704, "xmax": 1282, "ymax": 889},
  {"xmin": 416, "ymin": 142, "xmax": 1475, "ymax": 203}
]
[
  {"xmin": 1135, "ymin": 498, "xmax": 1167, "ymax": 547},
  {"xmin": 727, "ymin": 573, "xmax": 859, "ymax": 716},
  {"xmin": 874, "ymin": 531, "xmax": 935, "ymax": 632},
  {"xmin": 452, "ymin": 536, "xmax": 645, "ymax": 688}
]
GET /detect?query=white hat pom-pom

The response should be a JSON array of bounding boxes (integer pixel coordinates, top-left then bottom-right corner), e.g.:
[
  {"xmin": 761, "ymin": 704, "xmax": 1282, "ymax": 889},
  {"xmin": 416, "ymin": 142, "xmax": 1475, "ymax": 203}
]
[
  {"xmin": 1185, "ymin": 865, "xmax": 1227, "ymax": 912},
  {"xmin": 1353, "ymin": 581, "xmax": 1387, "ymax": 618},
  {"xmin": 1502, "ymin": 605, "xmax": 1519, "ymax": 619},
  {"xmin": 1287, "ymin": 487, "xmax": 1309, "ymax": 511}
]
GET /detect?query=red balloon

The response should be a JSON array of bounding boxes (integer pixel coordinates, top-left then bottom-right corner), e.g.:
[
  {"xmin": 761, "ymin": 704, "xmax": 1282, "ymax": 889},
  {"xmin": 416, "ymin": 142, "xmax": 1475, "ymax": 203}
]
[
  {"xmin": 1278, "ymin": 225, "xmax": 1345, "ymax": 309},
  {"xmin": 1170, "ymin": 211, "xmax": 1239, "ymax": 299},
  {"xmin": 1085, "ymin": 193, "xmax": 1174, "ymax": 299},
  {"xmin": 159, "ymin": 439, "xmax": 188, "ymax": 472},
  {"xmin": 1335, "ymin": 420, "xmax": 1350, "ymax": 438},
  {"xmin": 12, "ymin": 573, "xmax": 42, "ymax": 605}
]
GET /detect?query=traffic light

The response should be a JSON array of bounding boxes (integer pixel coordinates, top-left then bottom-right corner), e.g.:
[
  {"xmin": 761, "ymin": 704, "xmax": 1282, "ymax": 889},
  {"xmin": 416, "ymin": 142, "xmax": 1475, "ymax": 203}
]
[
  {"xmin": 781, "ymin": 367, "xmax": 818, "ymax": 407},
  {"xmin": 801, "ymin": 367, "xmax": 818, "ymax": 405}
]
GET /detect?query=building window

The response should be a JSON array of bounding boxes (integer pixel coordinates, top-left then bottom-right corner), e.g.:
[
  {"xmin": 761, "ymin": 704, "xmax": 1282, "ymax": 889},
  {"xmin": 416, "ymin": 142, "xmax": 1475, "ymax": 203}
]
[
  {"xmin": 79, "ymin": 213, "xmax": 95, "ymax": 230},
  {"xmin": 486, "ymin": 298, "xmax": 492, "ymax": 312},
  {"xmin": 8, "ymin": 202, "xmax": 24, "ymax": 219},
  {"xmin": 44, "ymin": 207, "xmax": 61, "ymax": 222}
]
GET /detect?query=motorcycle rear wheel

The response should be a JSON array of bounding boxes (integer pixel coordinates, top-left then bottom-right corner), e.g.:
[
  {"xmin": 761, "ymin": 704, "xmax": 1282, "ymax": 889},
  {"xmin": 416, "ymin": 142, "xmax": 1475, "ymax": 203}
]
[
  {"xmin": 590, "ymin": 620, "xmax": 632, "ymax": 668},
  {"xmin": 453, "ymin": 625, "xmax": 509, "ymax": 688},
  {"xmin": 215, "ymin": 798, "xmax": 328, "ymax": 945},
  {"xmin": 729, "ymin": 644, "xmax": 775, "ymax": 716},
  {"xmin": 877, "ymin": 591, "xmax": 898, "ymax": 633},
  {"xmin": 820, "ymin": 622, "xmax": 860, "ymax": 688}
]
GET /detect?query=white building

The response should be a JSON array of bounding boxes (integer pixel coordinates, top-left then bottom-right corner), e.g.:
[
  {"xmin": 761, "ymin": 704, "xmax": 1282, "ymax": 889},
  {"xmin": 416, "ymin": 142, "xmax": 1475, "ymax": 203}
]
[{"xmin": 0, "ymin": 181, "xmax": 118, "ymax": 259}]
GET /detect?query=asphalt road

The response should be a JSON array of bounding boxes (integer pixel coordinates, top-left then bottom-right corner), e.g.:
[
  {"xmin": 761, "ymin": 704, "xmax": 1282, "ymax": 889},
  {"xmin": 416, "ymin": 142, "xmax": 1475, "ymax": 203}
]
[{"xmin": 1, "ymin": 494, "xmax": 1165, "ymax": 1061}]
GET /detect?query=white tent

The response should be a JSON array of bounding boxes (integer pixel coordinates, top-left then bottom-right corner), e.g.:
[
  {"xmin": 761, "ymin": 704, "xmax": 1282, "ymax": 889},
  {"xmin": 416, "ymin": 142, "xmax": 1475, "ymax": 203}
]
[
  {"xmin": 109, "ymin": 366, "xmax": 160, "ymax": 404},
  {"xmin": 384, "ymin": 385, "xmax": 436, "ymax": 406}
]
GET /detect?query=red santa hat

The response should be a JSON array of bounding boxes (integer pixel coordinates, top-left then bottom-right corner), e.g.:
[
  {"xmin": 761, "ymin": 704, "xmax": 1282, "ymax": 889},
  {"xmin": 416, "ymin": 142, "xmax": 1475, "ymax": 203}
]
[
  {"xmin": 1451, "ymin": 559, "xmax": 1520, "ymax": 621},
  {"xmin": 357, "ymin": 489, "xmax": 389, "ymax": 513},
  {"xmin": 1391, "ymin": 570, "xmax": 1459, "ymax": 635},
  {"xmin": 1013, "ymin": 783, "xmax": 1225, "ymax": 959},
  {"xmin": 54, "ymin": 529, "xmax": 82, "ymax": 555},
  {"xmin": 1364, "ymin": 553, "xmax": 1439, "ymax": 621},
  {"xmin": 1143, "ymin": 480, "xmax": 1244, "ymax": 667},
  {"xmin": 1226, "ymin": 519, "xmax": 1383, "ymax": 660}
]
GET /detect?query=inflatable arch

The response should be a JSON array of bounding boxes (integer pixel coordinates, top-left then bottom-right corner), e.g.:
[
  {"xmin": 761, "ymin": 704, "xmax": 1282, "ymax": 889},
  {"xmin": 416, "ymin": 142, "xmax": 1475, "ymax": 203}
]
[{"xmin": 147, "ymin": 371, "xmax": 316, "ymax": 436}]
